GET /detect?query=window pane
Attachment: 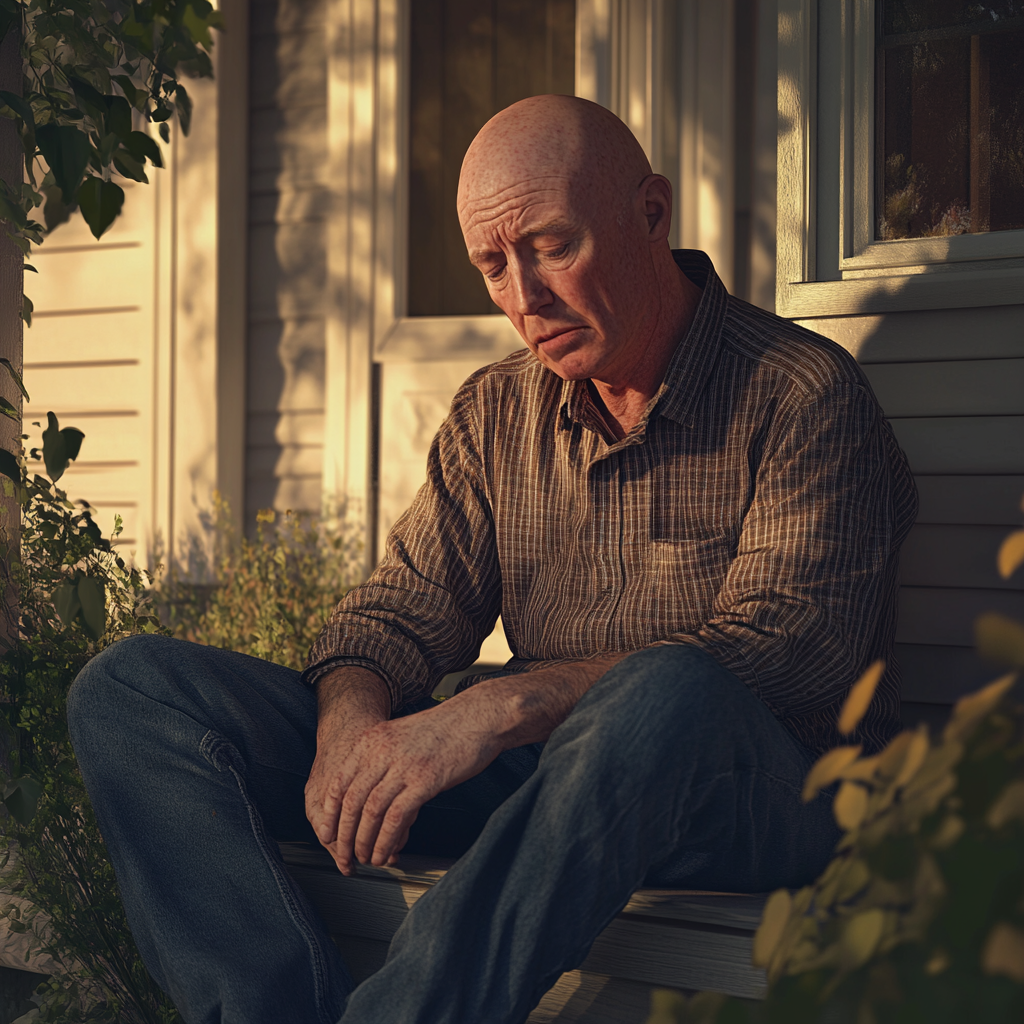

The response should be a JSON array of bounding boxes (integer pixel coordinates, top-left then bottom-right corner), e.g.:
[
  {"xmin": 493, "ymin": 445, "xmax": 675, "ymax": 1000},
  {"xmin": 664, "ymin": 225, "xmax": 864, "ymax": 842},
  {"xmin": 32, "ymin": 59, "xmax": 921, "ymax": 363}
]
[
  {"xmin": 408, "ymin": 0, "xmax": 576, "ymax": 317},
  {"xmin": 876, "ymin": 2, "xmax": 1024, "ymax": 239}
]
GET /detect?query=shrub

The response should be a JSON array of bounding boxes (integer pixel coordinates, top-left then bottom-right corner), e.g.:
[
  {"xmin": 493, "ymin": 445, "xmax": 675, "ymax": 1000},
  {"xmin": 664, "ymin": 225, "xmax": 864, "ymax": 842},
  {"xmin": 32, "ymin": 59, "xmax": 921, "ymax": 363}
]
[
  {"xmin": 159, "ymin": 493, "xmax": 359, "ymax": 670},
  {"xmin": 0, "ymin": 419, "xmax": 179, "ymax": 1023}
]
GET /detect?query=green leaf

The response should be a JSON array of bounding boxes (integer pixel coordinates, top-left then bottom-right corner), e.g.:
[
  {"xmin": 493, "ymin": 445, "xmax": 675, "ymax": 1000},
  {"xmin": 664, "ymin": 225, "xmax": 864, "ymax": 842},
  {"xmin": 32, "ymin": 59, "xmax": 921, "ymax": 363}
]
[
  {"xmin": 42, "ymin": 184, "xmax": 75, "ymax": 233},
  {"xmin": 113, "ymin": 150, "xmax": 148, "ymax": 183},
  {"xmin": 123, "ymin": 129, "xmax": 163, "ymax": 168},
  {"xmin": 1, "ymin": 358, "xmax": 30, "ymax": 402},
  {"xmin": 3, "ymin": 777, "xmax": 43, "ymax": 827},
  {"xmin": 76, "ymin": 176, "xmax": 124, "ymax": 239},
  {"xmin": 35, "ymin": 124, "xmax": 92, "ymax": 204},
  {"xmin": 53, "ymin": 579, "xmax": 81, "ymax": 628},
  {"xmin": 0, "ymin": 89, "xmax": 36, "ymax": 154},
  {"xmin": 182, "ymin": 2, "xmax": 214, "ymax": 48},
  {"xmin": 41, "ymin": 411, "xmax": 85, "ymax": 482},
  {"xmin": 77, "ymin": 575, "xmax": 106, "ymax": 639},
  {"xmin": 0, "ymin": 447, "xmax": 20, "ymax": 483},
  {"xmin": 112, "ymin": 74, "xmax": 142, "ymax": 110},
  {"xmin": 174, "ymin": 84, "xmax": 193, "ymax": 136},
  {"xmin": 158, "ymin": 121, "xmax": 170, "ymax": 144},
  {"xmin": 68, "ymin": 75, "xmax": 107, "ymax": 123},
  {"xmin": 0, "ymin": 395, "xmax": 18, "ymax": 420},
  {"xmin": 104, "ymin": 94, "xmax": 133, "ymax": 140},
  {"xmin": 20, "ymin": 293, "xmax": 31, "ymax": 327}
]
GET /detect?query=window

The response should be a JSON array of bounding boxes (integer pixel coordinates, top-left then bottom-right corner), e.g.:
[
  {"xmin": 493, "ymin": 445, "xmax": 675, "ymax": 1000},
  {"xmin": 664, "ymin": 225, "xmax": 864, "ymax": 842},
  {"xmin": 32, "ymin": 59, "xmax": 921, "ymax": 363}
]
[
  {"xmin": 876, "ymin": 1, "xmax": 1024, "ymax": 240},
  {"xmin": 407, "ymin": 0, "xmax": 576, "ymax": 316}
]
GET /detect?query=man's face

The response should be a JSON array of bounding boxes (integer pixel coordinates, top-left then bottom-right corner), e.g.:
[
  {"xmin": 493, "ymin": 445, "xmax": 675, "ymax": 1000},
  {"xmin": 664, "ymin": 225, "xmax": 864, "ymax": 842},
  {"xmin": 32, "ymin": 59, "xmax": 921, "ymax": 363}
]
[{"xmin": 459, "ymin": 173, "xmax": 659, "ymax": 384}]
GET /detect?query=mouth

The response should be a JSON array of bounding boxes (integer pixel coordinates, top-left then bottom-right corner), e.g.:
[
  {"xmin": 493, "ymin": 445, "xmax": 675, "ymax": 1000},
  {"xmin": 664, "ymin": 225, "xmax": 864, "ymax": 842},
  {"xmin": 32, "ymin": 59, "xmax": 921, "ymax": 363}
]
[{"xmin": 535, "ymin": 326, "xmax": 585, "ymax": 347}]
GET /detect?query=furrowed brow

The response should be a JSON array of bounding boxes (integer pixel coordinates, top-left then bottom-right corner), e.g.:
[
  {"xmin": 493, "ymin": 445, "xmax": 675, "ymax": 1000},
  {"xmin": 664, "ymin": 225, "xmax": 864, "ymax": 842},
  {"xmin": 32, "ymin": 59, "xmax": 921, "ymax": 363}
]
[{"xmin": 468, "ymin": 220, "xmax": 575, "ymax": 267}]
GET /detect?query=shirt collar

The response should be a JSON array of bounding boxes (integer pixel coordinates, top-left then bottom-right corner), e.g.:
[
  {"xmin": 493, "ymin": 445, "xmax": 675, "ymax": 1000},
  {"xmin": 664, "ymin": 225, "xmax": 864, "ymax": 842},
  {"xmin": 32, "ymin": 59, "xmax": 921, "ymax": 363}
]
[{"xmin": 559, "ymin": 249, "xmax": 729, "ymax": 435}]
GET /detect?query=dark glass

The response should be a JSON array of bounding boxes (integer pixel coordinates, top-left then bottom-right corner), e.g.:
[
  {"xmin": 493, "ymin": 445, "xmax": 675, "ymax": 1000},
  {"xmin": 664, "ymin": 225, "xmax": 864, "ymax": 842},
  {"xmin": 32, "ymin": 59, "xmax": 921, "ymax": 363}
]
[
  {"xmin": 876, "ymin": 1, "xmax": 1024, "ymax": 239},
  {"xmin": 407, "ymin": 0, "xmax": 576, "ymax": 317}
]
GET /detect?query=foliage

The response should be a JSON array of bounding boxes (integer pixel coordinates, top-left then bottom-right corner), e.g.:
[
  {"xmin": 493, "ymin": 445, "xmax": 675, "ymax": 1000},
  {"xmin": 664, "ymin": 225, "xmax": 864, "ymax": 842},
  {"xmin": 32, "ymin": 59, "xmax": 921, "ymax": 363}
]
[
  {"xmin": 0, "ymin": 419, "xmax": 178, "ymax": 1023},
  {"xmin": 0, "ymin": 0, "xmax": 223, "ymax": 253},
  {"xmin": 647, "ymin": 517, "xmax": 1024, "ymax": 1024},
  {"xmin": 161, "ymin": 494, "xmax": 359, "ymax": 671}
]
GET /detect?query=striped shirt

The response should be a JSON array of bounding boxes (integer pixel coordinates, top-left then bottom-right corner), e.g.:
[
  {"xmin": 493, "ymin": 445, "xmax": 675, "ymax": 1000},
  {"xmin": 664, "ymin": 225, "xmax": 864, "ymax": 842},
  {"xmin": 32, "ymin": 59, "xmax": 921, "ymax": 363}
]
[{"xmin": 306, "ymin": 251, "xmax": 918, "ymax": 755}]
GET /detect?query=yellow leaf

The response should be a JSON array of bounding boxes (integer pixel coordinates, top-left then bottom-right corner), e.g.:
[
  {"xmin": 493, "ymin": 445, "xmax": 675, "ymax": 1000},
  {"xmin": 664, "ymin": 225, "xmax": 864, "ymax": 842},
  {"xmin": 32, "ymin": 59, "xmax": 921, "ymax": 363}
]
[
  {"xmin": 802, "ymin": 745, "xmax": 863, "ymax": 802},
  {"xmin": 929, "ymin": 814, "xmax": 965, "ymax": 850},
  {"xmin": 840, "ymin": 909, "xmax": 886, "ymax": 968},
  {"xmin": 838, "ymin": 661, "xmax": 885, "ymax": 735},
  {"xmin": 997, "ymin": 529, "xmax": 1024, "ymax": 579},
  {"xmin": 944, "ymin": 673, "xmax": 1018, "ymax": 741},
  {"xmin": 976, "ymin": 613, "xmax": 1024, "ymax": 669},
  {"xmin": 840, "ymin": 754, "xmax": 881, "ymax": 781},
  {"xmin": 925, "ymin": 949, "xmax": 951, "ymax": 975},
  {"xmin": 647, "ymin": 989, "xmax": 688, "ymax": 1024},
  {"xmin": 987, "ymin": 779, "xmax": 1024, "ymax": 829},
  {"xmin": 834, "ymin": 780, "xmax": 870, "ymax": 830},
  {"xmin": 893, "ymin": 728, "xmax": 930, "ymax": 789},
  {"xmin": 981, "ymin": 923, "xmax": 1024, "ymax": 983},
  {"xmin": 875, "ymin": 731, "xmax": 914, "ymax": 779},
  {"xmin": 753, "ymin": 889, "xmax": 792, "ymax": 967}
]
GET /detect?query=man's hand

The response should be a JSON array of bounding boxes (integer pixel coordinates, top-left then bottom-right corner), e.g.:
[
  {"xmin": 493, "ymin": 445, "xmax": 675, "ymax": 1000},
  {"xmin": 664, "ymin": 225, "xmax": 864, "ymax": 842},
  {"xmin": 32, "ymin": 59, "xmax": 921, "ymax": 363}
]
[{"xmin": 304, "ymin": 654, "xmax": 629, "ymax": 875}]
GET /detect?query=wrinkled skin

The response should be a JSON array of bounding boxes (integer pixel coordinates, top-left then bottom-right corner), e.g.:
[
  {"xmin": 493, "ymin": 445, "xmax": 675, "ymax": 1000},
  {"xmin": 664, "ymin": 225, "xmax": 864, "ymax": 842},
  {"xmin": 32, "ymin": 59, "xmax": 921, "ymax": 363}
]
[{"xmin": 305, "ymin": 95, "xmax": 702, "ymax": 875}]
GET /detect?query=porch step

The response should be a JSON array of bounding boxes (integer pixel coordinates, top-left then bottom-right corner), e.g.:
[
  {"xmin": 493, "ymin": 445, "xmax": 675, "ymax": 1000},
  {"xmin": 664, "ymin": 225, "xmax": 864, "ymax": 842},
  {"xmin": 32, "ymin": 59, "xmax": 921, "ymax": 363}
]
[{"xmin": 279, "ymin": 843, "xmax": 767, "ymax": 1022}]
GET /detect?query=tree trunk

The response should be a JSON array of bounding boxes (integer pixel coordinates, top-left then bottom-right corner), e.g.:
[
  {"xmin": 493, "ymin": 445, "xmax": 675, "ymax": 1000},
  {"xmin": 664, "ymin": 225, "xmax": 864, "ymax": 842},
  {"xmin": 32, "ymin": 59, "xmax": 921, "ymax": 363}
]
[{"xmin": 0, "ymin": 22, "xmax": 21, "ymax": 641}]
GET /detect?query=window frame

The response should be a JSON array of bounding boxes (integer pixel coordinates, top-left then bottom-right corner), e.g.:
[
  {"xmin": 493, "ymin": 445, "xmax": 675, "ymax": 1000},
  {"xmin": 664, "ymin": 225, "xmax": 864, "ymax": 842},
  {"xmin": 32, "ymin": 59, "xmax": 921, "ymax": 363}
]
[{"xmin": 775, "ymin": 0, "xmax": 1024, "ymax": 319}]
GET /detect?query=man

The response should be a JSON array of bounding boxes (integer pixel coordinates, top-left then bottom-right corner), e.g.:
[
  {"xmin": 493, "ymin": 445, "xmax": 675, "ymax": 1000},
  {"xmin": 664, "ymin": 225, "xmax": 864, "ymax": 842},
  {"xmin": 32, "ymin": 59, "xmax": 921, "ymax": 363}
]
[{"xmin": 68, "ymin": 96, "xmax": 917, "ymax": 1024}]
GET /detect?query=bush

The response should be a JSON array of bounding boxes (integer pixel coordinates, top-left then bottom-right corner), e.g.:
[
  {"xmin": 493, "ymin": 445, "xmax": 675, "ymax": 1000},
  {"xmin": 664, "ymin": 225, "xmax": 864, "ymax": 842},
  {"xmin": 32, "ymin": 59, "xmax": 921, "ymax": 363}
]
[
  {"xmin": 0, "ymin": 420, "xmax": 178, "ymax": 1023},
  {"xmin": 160, "ymin": 494, "xmax": 359, "ymax": 670}
]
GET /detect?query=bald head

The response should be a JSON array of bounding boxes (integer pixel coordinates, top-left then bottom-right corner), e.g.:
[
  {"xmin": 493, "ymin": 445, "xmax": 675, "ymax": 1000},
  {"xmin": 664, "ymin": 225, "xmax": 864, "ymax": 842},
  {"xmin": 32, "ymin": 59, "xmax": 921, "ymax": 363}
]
[
  {"xmin": 455, "ymin": 95, "xmax": 696, "ymax": 395},
  {"xmin": 458, "ymin": 95, "xmax": 653, "ymax": 224}
]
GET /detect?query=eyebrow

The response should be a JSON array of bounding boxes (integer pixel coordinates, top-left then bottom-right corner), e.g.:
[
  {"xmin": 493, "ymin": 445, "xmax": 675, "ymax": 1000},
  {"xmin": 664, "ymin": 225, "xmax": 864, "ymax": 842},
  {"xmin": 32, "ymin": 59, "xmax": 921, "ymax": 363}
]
[{"xmin": 467, "ymin": 219, "xmax": 576, "ymax": 268}]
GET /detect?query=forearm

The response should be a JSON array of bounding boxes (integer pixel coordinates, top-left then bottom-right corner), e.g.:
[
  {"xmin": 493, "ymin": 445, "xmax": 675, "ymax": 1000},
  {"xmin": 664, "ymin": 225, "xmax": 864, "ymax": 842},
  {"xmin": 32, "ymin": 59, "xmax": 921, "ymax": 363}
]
[
  {"xmin": 439, "ymin": 652, "xmax": 629, "ymax": 749},
  {"xmin": 315, "ymin": 666, "xmax": 391, "ymax": 739}
]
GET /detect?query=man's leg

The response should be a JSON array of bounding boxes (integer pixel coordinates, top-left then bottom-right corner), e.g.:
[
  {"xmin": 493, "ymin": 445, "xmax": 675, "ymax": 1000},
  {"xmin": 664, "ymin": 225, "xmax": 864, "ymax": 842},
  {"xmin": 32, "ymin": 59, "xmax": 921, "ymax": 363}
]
[
  {"xmin": 340, "ymin": 644, "xmax": 841, "ymax": 1024},
  {"xmin": 68, "ymin": 634, "xmax": 541, "ymax": 1024},
  {"xmin": 67, "ymin": 634, "xmax": 349, "ymax": 1024}
]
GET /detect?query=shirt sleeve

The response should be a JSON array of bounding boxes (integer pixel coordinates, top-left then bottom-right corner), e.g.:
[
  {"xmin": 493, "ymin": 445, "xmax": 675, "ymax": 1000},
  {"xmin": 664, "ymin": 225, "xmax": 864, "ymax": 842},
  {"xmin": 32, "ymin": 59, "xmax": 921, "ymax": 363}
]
[
  {"xmin": 662, "ymin": 380, "xmax": 913, "ymax": 721},
  {"xmin": 302, "ymin": 383, "xmax": 502, "ymax": 713}
]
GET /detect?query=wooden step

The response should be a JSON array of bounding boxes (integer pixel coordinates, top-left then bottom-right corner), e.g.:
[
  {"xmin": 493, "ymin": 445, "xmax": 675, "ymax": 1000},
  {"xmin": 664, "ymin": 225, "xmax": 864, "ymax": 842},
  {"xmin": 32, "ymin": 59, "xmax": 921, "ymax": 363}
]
[{"xmin": 279, "ymin": 843, "xmax": 767, "ymax": 1022}]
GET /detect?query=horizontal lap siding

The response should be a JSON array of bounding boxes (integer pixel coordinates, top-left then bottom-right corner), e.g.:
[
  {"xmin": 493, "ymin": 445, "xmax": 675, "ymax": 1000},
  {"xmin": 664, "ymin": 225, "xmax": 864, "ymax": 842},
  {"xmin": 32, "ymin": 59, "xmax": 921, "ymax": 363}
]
[
  {"xmin": 247, "ymin": 0, "xmax": 328, "ymax": 523},
  {"xmin": 24, "ymin": 185, "xmax": 157, "ymax": 551},
  {"xmin": 802, "ymin": 306, "xmax": 1024, "ymax": 709}
]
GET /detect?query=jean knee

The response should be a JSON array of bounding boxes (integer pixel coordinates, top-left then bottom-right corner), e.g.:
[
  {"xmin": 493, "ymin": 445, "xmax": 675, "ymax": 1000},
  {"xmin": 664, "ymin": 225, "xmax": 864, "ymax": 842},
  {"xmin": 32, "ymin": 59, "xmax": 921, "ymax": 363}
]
[{"xmin": 67, "ymin": 634, "xmax": 174, "ymax": 735}]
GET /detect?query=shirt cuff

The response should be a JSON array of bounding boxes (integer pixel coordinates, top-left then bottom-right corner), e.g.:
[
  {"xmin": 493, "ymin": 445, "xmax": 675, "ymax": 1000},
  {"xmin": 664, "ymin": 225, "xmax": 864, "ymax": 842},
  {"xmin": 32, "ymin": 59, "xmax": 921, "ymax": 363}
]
[{"xmin": 299, "ymin": 656, "xmax": 401, "ymax": 714}]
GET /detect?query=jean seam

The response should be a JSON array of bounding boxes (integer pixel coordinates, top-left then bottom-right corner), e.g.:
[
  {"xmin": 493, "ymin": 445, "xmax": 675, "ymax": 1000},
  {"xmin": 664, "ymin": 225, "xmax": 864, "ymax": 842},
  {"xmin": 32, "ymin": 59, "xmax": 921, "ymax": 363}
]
[{"xmin": 200, "ymin": 730, "xmax": 339, "ymax": 1024}]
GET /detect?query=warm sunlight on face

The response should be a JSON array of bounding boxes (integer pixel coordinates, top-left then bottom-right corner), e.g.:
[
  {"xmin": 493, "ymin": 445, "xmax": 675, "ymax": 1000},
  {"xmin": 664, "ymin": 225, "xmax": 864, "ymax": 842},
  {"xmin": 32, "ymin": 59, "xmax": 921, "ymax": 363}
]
[{"xmin": 457, "ymin": 95, "xmax": 671, "ymax": 388}]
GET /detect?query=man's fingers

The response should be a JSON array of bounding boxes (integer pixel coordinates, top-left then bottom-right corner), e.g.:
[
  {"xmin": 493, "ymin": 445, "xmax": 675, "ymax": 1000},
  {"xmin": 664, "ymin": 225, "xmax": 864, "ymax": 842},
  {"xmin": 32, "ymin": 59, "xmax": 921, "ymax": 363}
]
[
  {"xmin": 352, "ymin": 776, "xmax": 412, "ymax": 865},
  {"xmin": 370, "ymin": 792, "xmax": 427, "ymax": 867}
]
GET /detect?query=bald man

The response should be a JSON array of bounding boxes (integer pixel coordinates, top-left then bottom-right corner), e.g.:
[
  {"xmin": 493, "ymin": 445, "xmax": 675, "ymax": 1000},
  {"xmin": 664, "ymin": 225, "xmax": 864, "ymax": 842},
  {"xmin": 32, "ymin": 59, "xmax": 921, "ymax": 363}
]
[{"xmin": 69, "ymin": 96, "xmax": 916, "ymax": 1024}]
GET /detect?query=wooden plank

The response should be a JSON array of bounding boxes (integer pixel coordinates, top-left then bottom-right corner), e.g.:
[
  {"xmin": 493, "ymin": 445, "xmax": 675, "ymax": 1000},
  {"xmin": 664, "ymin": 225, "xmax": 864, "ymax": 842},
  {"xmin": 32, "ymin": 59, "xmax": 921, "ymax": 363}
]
[
  {"xmin": 248, "ymin": 107, "xmax": 328, "ymax": 184},
  {"xmin": 247, "ymin": 443, "xmax": 324, "ymax": 477},
  {"xmin": 529, "ymin": 971, "xmax": 664, "ymax": 1024},
  {"xmin": 30, "ymin": 246, "xmax": 151, "ymax": 312},
  {"xmin": 246, "ymin": 321, "xmax": 326, "ymax": 412},
  {"xmin": 247, "ymin": 410, "xmax": 326, "ymax": 447},
  {"xmin": 248, "ymin": 185, "xmax": 329, "ymax": 228},
  {"xmin": 862, "ymin": 358, "xmax": 1024, "ymax": 418},
  {"xmin": 248, "ymin": 222, "xmax": 327, "ymax": 321},
  {"xmin": 249, "ymin": 31, "xmax": 326, "ymax": 111},
  {"xmin": 26, "ymin": 308, "xmax": 148, "ymax": 362},
  {"xmin": 889, "ymin": 416, "xmax": 1024, "ymax": 475},
  {"xmin": 914, "ymin": 475, "xmax": 1024, "ymax": 526},
  {"xmin": 897, "ymin": 586, "xmax": 1024, "ymax": 647},
  {"xmin": 582, "ymin": 916, "xmax": 765, "ymax": 999},
  {"xmin": 899, "ymin": 524, "xmax": 1023, "ymax": 591},
  {"xmin": 244, "ymin": 474, "xmax": 322, "ymax": 517},
  {"xmin": 22, "ymin": 364, "xmax": 144, "ymax": 415},
  {"xmin": 897, "ymin": 642, "xmax": 1019, "ymax": 704},
  {"xmin": 250, "ymin": 0, "xmax": 325, "ymax": 37},
  {"xmin": 798, "ymin": 304, "xmax": 1024, "ymax": 364}
]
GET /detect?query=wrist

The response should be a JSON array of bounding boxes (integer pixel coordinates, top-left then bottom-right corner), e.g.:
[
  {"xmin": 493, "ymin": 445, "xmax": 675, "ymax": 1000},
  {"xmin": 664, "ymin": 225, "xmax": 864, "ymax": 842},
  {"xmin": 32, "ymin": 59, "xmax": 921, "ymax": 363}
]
[{"xmin": 315, "ymin": 666, "xmax": 391, "ymax": 736}]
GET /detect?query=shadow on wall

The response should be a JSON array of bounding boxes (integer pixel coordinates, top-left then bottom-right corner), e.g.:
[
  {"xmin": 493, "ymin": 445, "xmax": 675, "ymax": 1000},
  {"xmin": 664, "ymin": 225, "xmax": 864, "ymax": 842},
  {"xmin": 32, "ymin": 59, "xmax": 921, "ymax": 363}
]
[{"xmin": 807, "ymin": 302, "xmax": 1024, "ymax": 725}]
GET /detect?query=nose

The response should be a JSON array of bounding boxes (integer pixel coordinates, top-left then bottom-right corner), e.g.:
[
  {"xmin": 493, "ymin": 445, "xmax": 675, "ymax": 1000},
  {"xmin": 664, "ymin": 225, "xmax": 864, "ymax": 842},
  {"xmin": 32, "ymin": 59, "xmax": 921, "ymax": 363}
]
[{"xmin": 509, "ymin": 261, "xmax": 553, "ymax": 317}]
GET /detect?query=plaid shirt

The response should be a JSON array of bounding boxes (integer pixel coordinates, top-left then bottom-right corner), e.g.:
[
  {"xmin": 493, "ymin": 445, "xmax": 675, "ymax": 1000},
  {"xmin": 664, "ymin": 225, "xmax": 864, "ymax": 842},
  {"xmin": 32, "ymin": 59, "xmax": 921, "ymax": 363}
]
[{"xmin": 306, "ymin": 251, "xmax": 918, "ymax": 755}]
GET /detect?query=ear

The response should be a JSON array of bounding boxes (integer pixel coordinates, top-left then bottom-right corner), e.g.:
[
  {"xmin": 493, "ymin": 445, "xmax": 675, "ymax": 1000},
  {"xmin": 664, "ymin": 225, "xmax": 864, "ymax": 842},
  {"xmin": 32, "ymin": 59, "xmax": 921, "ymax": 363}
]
[{"xmin": 637, "ymin": 174, "xmax": 673, "ymax": 243}]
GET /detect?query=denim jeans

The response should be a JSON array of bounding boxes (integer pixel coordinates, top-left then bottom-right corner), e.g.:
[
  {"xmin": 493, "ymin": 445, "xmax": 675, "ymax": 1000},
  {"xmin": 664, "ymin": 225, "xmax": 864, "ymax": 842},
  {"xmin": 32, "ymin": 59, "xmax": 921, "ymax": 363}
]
[{"xmin": 67, "ymin": 636, "xmax": 841, "ymax": 1024}]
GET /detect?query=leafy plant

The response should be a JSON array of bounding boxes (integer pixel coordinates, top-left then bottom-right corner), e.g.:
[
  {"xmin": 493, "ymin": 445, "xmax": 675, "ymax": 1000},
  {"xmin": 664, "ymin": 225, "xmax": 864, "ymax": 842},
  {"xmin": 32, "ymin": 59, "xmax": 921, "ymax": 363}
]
[
  {"xmin": 647, "ymin": 517, "xmax": 1024, "ymax": 1024},
  {"xmin": 161, "ymin": 494, "xmax": 360, "ymax": 671},
  {"xmin": 0, "ymin": 0, "xmax": 223, "ymax": 251},
  {"xmin": 0, "ymin": 419, "xmax": 177, "ymax": 1023}
]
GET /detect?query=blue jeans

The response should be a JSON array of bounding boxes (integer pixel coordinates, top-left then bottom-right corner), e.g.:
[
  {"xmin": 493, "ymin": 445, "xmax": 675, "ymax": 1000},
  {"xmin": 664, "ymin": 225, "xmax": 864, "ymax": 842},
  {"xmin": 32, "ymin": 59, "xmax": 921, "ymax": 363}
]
[{"xmin": 67, "ymin": 636, "xmax": 840, "ymax": 1024}]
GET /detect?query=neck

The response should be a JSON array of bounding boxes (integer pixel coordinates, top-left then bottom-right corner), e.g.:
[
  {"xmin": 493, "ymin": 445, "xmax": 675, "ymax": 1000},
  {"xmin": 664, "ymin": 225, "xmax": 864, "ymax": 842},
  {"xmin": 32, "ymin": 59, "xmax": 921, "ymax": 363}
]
[{"xmin": 590, "ymin": 263, "xmax": 702, "ymax": 439}]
